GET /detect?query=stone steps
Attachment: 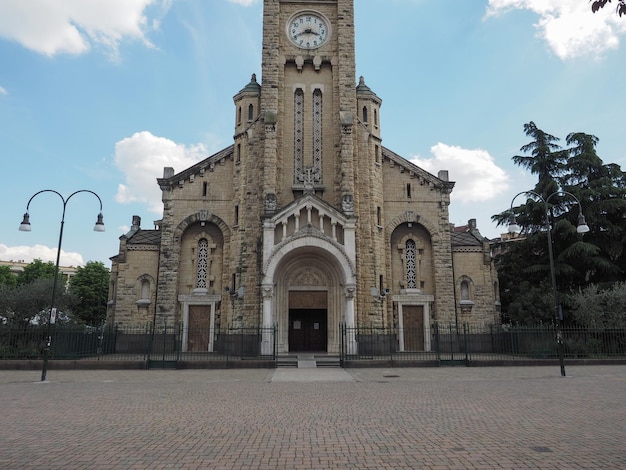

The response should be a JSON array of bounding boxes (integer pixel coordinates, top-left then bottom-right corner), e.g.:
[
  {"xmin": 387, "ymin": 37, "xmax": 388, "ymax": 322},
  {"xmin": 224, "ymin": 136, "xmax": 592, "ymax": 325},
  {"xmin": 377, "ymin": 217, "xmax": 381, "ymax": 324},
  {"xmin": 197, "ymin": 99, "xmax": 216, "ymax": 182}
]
[{"xmin": 276, "ymin": 354, "xmax": 341, "ymax": 368}]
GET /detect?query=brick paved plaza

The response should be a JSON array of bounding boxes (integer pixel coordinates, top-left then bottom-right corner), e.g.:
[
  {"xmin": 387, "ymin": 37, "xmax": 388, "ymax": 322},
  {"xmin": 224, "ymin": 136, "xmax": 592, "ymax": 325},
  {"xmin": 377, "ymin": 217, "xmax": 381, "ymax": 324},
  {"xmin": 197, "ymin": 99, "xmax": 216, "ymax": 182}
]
[{"xmin": 0, "ymin": 365, "xmax": 624, "ymax": 469}]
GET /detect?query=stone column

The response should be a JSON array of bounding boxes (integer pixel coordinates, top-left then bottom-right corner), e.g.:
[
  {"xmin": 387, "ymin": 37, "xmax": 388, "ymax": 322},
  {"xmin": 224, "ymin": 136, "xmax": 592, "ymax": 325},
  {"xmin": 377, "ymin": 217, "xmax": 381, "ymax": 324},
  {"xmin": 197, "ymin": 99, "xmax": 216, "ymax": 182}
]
[
  {"xmin": 344, "ymin": 285, "xmax": 357, "ymax": 355},
  {"xmin": 261, "ymin": 285, "xmax": 274, "ymax": 355}
]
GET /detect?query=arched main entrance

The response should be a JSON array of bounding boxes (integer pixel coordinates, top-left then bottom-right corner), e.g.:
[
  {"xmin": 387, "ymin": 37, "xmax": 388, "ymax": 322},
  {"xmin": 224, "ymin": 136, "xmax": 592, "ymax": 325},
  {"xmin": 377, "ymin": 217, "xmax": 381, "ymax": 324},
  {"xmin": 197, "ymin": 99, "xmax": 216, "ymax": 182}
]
[
  {"xmin": 288, "ymin": 290, "xmax": 328, "ymax": 352},
  {"xmin": 268, "ymin": 246, "xmax": 349, "ymax": 354}
]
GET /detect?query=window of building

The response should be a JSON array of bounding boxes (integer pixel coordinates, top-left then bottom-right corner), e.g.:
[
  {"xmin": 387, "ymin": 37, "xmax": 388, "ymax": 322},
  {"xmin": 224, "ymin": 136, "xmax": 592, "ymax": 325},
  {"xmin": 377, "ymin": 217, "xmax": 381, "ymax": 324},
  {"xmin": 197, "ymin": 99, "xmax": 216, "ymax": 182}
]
[
  {"xmin": 313, "ymin": 89, "xmax": 323, "ymax": 175},
  {"xmin": 294, "ymin": 88, "xmax": 304, "ymax": 179},
  {"xmin": 202, "ymin": 182, "xmax": 208, "ymax": 197},
  {"xmin": 136, "ymin": 277, "xmax": 151, "ymax": 308},
  {"xmin": 196, "ymin": 239, "xmax": 209, "ymax": 289},
  {"xmin": 362, "ymin": 106, "xmax": 368, "ymax": 123},
  {"xmin": 374, "ymin": 108, "xmax": 378, "ymax": 127},
  {"xmin": 237, "ymin": 106, "xmax": 242, "ymax": 124},
  {"xmin": 405, "ymin": 239, "xmax": 417, "ymax": 289},
  {"xmin": 248, "ymin": 103, "xmax": 254, "ymax": 121},
  {"xmin": 406, "ymin": 183, "xmax": 412, "ymax": 199},
  {"xmin": 141, "ymin": 279, "xmax": 150, "ymax": 300},
  {"xmin": 461, "ymin": 281, "xmax": 470, "ymax": 301},
  {"xmin": 234, "ymin": 205, "xmax": 239, "ymax": 226}
]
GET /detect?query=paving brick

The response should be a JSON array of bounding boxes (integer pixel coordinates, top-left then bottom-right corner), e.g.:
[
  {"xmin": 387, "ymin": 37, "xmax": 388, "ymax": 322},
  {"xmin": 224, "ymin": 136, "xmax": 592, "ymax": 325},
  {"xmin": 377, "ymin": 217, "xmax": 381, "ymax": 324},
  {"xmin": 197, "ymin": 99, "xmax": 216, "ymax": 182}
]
[{"xmin": 0, "ymin": 366, "xmax": 624, "ymax": 469}]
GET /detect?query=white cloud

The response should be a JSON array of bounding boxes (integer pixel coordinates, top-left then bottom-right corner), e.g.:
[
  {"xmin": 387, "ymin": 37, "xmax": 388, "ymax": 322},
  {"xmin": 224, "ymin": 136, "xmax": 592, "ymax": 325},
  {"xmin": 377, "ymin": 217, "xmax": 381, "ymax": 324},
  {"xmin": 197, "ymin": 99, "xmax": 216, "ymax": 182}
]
[
  {"xmin": 114, "ymin": 131, "xmax": 210, "ymax": 214},
  {"xmin": 227, "ymin": 0, "xmax": 260, "ymax": 6},
  {"xmin": 0, "ymin": 86, "xmax": 7, "ymax": 95},
  {"xmin": 486, "ymin": 0, "xmax": 626, "ymax": 59},
  {"xmin": 0, "ymin": 243, "xmax": 84, "ymax": 267},
  {"xmin": 410, "ymin": 143, "xmax": 509, "ymax": 203},
  {"xmin": 0, "ymin": 0, "xmax": 160, "ymax": 58}
]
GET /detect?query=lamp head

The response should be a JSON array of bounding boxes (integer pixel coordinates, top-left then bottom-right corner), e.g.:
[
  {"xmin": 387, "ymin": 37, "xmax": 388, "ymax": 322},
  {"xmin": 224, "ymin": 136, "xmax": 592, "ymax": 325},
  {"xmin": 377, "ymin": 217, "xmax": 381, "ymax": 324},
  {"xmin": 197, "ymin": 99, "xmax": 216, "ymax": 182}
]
[
  {"xmin": 19, "ymin": 213, "xmax": 31, "ymax": 232},
  {"xmin": 94, "ymin": 212, "xmax": 105, "ymax": 232},
  {"xmin": 576, "ymin": 213, "xmax": 590, "ymax": 234},
  {"xmin": 507, "ymin": 213, "xmax": 520, "ymax": 234}
]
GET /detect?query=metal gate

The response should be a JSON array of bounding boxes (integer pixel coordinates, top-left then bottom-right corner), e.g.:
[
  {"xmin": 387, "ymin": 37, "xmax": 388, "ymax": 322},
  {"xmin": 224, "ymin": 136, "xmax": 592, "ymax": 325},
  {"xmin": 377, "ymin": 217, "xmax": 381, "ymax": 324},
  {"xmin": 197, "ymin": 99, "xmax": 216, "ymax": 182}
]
[
  {"xmin": 433, "ymin": 323, "xmax": 469, "ymax": 366},
  {"xmin": 147, "ymin": 322, "xmax": 180, "ymax": 368}
]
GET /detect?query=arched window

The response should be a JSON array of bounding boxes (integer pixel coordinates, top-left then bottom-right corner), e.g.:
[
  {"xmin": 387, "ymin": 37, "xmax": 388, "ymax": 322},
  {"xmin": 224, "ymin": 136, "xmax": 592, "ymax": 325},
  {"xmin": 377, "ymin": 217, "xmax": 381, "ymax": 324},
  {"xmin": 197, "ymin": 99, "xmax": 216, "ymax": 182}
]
[
  {"xmin": 140, "ymin": 279, "xmax": 150, "ymax": 300},
  {"xmin": 196, "ymin": 238, "xmax": 209, "ymax": 289},
  {"xmin": 237, "ymin": 106, "xmax": 242, "ymax": 124},
  {"xmin": 461, "ymin": 281, "xmax": 470, "ymax": 301},
  {"xmin": 313, "ymin": 88, "xmax": 323, "ymax": 174},
  {"xmin": 362, "ymin": 106, "xmax": 368, "ymax": 123},
  {"xmin": 406, "ymin": 239, "xmax": 417, "ymax": 289},
  {"xmin": 374, "ymin": 108, "xmax": 378, "ymax": 127},
  {"xmin": 294, "ymin": 88, "xmax": 304, "ymax": 178},
  {"xmin": 248, "ymin": 103, "xmax": 254, "ymax": 121}
]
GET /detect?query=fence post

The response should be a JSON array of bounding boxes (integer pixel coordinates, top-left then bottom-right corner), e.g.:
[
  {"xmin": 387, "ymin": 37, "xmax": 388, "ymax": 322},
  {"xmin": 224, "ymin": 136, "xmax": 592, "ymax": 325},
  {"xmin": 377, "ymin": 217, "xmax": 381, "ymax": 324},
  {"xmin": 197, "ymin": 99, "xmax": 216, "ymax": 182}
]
[
  {"xmin": 463, "ymin": 322, "xmax": 469, "ymax": 365},
  {"xmin": 273, "ymin": 324, "xmax": 277, "ymax": 362},
  {"xmin": 146, "ymin": 322, "xmax": 154, "ymax": 362},
  {"xmin": 433, "ymin": 322, "xmax": 440, "ymax": 362},
  {"xmin": 176, "ymin": 322, "xmax": 182, "ymax": 363},
  {"xmin": 339, "ymin": 322, "xmax": 345, "ymax": 367}
]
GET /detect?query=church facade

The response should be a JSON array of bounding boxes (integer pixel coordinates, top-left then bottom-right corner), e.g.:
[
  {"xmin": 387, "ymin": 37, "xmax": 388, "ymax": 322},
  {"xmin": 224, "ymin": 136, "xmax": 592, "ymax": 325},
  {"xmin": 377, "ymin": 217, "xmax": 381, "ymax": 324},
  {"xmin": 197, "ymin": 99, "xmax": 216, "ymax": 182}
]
[{"xmin": 107, "ymin": 0, "xmax": 500, "ymax": 354}]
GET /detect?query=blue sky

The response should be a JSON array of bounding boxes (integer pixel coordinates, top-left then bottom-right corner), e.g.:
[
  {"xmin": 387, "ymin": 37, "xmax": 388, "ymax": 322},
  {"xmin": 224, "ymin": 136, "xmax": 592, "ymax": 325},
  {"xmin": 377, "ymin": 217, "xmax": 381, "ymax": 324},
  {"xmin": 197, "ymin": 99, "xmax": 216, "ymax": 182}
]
[{"xmin": 1, "ymin": 0, "xmax": 625, "ymax": 268}]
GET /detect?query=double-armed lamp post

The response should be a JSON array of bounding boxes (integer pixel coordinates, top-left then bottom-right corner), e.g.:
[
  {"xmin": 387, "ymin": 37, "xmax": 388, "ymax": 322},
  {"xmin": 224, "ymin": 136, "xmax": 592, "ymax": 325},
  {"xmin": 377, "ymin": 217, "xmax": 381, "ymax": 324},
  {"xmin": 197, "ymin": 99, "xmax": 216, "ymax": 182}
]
[
  {"xmin": 19, "ymin": 190, "xmax": 105, "ymax": 382},
  {"xmin": 507, "ymin": 190, "xmax": 589, "ymax": 377}
]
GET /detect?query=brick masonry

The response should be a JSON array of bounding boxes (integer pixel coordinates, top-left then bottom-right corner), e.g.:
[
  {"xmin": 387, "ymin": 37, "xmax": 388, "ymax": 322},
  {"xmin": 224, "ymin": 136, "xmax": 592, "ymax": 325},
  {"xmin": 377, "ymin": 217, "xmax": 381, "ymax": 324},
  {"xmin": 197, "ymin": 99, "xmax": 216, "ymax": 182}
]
[{"xmin": 107, "ymin": 0, "xmax": 499, "ymax": 341}]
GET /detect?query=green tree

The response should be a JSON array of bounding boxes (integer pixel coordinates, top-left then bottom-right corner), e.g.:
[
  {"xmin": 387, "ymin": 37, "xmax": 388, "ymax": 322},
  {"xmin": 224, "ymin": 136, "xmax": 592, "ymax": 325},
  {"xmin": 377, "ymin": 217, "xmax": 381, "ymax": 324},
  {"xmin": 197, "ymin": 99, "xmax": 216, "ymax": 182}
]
[
  {"xmin": 17, "ymin": 259, "xmax": 56, "ymax": 285},
  {"xmin": 571, "ymin": 282, "xmax": 626, "ymax": 328},
  {"xmin": 512, "ymin": 121, "xmax": 565, "ymax": 197},
  {"xmin": 0, "ymin": 278, "xmax": 73, "ymax": 326},
  {"xmin": 68, "ymin": 261, "xmax": 109, "ymax": 325},
  {"xmin": 560, "ymin": 132, "xmax": 626, "ymax": 285},
  {"xmin": 591, "ymin": 0, "xmax": 626, "ymax": 17},
  {"xmin": 493, "ymin": 123, "xmax": 626, "ymax": 324},
  {"xmin": 0, "ymin": 265, "xmax": 17, "ymax": 287}
]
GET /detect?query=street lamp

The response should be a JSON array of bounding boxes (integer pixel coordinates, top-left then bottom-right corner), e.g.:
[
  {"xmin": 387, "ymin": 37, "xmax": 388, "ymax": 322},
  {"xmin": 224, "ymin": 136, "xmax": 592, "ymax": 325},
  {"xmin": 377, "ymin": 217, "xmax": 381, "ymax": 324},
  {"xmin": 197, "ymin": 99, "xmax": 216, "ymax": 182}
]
[
  {"xmin": 19, "ymin": 189, "xmax": 105, "ymax": 381},
  {"xmin": 507, "ymin": 190, "xmax": 589, "ymax": 377}
]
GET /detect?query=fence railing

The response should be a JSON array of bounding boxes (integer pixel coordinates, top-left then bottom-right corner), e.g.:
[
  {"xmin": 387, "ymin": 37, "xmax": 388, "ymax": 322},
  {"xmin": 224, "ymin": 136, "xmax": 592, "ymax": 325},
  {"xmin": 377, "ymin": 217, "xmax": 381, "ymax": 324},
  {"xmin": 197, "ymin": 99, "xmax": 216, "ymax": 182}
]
[
  {"xmin": 0, "ymin": 323, "xmax": 277, "ymax": 364},
  {"xmin": 2, "ymin": 322, "xmax": 625, "ymax": 367},
  {"xmin": 340, "ymin": 323, "xmax": 626, "ymax": 365}
]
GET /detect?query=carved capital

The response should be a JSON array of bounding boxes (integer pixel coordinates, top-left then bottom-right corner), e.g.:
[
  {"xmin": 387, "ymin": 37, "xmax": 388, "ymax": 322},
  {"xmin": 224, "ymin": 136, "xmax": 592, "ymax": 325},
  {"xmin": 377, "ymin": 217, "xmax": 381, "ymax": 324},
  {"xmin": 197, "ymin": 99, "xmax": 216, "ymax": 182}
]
[
  {"xmin": 262, "ymin": 286, "xmax": 274, "ymax": 299},
  {"xmin": 345, "ymin": 286, "xmax": 356, "ymax": 299}
]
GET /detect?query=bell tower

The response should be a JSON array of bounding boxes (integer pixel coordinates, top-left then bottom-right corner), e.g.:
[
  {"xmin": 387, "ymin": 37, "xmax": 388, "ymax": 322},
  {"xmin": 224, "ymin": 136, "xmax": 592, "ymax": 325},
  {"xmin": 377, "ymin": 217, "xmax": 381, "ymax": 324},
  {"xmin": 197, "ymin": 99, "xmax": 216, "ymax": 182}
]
[{"xmin": 260, "ymin": 0, "xmax": 356, "ymax": 213}]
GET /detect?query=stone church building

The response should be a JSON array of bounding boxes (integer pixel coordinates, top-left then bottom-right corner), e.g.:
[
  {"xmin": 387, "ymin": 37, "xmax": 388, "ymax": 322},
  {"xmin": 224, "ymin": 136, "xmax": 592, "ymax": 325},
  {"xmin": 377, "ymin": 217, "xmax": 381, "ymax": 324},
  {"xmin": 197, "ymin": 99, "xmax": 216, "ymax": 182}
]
[{"xmin": 107, "ymin": 0, "xmax": 500, "ymax": 355}]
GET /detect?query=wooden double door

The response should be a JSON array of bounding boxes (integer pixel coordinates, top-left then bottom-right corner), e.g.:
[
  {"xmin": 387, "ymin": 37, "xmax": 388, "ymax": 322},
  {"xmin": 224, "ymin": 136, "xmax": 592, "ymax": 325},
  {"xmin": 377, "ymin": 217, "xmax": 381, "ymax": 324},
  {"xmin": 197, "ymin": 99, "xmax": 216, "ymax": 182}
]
[{"xmin": 288, "ymin": 309, "xmax": 328, "ymax": 352}]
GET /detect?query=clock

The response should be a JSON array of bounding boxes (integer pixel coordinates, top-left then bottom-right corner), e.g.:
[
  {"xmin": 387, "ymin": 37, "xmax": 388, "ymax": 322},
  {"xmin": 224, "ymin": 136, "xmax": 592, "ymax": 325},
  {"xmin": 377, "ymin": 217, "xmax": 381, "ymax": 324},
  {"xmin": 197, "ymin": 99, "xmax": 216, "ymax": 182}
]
[{"xmin": 287, "ymin": 11, "xmax": 330, "ymax": 50}]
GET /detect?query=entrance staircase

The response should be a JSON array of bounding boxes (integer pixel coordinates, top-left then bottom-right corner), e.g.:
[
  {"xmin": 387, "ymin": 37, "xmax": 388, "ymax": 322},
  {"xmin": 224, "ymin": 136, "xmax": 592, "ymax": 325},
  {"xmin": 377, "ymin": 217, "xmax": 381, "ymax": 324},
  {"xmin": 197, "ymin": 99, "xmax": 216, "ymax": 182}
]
[{"xmin": 276, "ymin": 353, "xmax": 341, "ymax": 368}]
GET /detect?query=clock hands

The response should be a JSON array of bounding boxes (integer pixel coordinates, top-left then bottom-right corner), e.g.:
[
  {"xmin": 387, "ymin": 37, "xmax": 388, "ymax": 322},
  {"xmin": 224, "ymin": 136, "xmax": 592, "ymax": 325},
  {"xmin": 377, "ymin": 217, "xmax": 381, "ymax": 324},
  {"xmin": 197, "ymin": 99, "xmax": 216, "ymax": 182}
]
[{"xmin": 295, "ymin": 28, "xmax": 316, "ymax": 38}]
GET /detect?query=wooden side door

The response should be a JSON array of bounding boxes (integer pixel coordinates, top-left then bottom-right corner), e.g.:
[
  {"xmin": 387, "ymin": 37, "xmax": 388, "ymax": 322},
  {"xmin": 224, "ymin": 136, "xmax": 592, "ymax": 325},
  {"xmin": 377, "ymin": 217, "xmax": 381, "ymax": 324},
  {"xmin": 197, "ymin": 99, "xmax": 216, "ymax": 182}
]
[
  {"xmin": 188, "ymin": 305, "xmax": 211, "ymax": 352},
  {"xmin": 403, "ymin": 305, "xmax": 425, "ymax": 351}
]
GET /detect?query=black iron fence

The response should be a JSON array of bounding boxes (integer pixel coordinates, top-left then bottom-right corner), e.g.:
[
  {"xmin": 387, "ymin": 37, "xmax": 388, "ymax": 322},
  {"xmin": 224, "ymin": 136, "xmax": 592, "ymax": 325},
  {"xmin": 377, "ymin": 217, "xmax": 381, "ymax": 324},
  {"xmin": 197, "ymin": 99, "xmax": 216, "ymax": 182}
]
[
  {"xmin": 2, "ymin": 322, "xmax": 625, "ymax": 368},
  {"xmin": 0, "ymin": 323, "xmax": 277, "ymax": 366},
  {"xmin": 340, "ymin": 323, "xmax": 626, "ymax": 365}
]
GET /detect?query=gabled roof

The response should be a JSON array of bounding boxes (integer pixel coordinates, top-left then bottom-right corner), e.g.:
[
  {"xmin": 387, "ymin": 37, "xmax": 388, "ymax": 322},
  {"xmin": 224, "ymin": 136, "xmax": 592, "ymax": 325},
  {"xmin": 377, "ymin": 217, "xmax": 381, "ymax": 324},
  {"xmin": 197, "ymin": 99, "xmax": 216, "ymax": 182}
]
[
  {"xmin": 155, "ymin": 138, "xmax": 455, "ymax": 196},
  {"xmin": 157, "ymin": 145, "xmax": 234, "ymax": 191},
  {"xmin": 266, "ymin": 191, "xmax": 354, "ymax": 225},
  {"xmin": 451, "ymin": 230, "xmax": 484, "ymax": 248},
  {"xmin": 126, "ymin": 230, "xmax": 161, "ymax": 245},
  {"xmin": 382, "ymin": 146, "xmax": 455, "ymax": 194}
]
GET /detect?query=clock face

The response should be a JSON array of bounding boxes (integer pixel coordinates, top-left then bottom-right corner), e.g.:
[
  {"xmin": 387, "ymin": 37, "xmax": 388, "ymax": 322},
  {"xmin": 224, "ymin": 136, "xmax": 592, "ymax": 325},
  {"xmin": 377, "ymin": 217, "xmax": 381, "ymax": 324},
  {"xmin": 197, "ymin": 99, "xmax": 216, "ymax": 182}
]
[{"xmin": 287, "ymin": 12, "xmax": 330, "ymax": 50}]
